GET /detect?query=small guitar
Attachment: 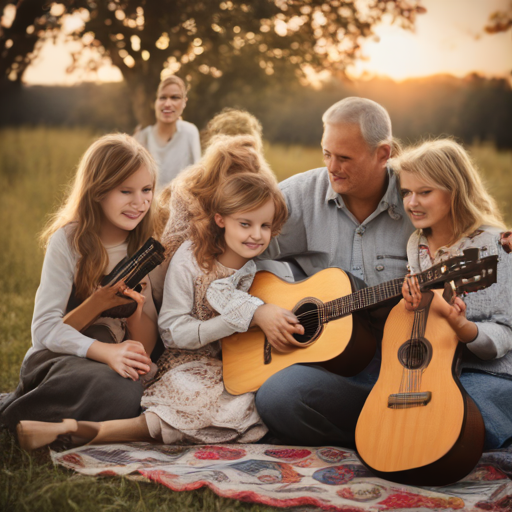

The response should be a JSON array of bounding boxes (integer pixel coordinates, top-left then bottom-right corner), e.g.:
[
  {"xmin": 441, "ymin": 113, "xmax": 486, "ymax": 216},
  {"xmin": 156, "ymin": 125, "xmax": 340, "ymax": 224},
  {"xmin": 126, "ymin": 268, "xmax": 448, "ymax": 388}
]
[
  {"xmin": 65, "ymin": 237, "xmax": 165, "ymax": 321},
  {"xmin": 100, "ymin": 237, "xmax": 165, "ymax": 318},
  {"xmin": 222, "ymin": 249, "xmax": 497, "ymax": 395},
  {"xmin": 355, "ymin": 266, "xmax": 496, "ymax": 486}
]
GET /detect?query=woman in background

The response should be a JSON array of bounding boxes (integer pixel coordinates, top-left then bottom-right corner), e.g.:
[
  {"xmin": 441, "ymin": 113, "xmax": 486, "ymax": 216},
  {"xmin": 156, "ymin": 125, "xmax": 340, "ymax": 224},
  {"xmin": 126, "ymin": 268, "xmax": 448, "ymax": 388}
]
[{"xmin": 134, "ymin": 75, "xmax": 201, "ymax": 189}]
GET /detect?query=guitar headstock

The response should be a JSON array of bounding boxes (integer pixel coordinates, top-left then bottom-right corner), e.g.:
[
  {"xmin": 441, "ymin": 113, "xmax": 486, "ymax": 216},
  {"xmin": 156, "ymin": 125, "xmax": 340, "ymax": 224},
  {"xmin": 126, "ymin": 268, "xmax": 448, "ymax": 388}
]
[{"xmin": 419, "ymin": 248, "xmax": 498, "ymax": 295}]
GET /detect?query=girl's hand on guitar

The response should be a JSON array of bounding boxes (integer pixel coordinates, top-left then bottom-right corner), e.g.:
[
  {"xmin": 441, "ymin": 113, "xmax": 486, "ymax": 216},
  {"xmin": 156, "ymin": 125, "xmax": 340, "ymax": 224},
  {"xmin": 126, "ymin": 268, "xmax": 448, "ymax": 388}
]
[
  {"xmin": 402, "ymin": 275, "xmax": 422, "ymax": 311},
  {"xmin": 87, "ymin": 339, "xmax": 152, "ymax": 380},
  {"xmin": 251, "ymin": 304, "xmax": 304, "ymax": 353},
  {"xmin": 432, "ymin": 295, "xmax": 479, "ymax": 343},
  {"xmin": 92, "ymin": 280, "xmax": 134, "ymax": 310},
  {"xmin": 122, "ymin": 284, "xmax": 146, "ymax": 321},
  {"xmin": 402, "ymin": 276, "xmax": 478, "ymax": 343}
]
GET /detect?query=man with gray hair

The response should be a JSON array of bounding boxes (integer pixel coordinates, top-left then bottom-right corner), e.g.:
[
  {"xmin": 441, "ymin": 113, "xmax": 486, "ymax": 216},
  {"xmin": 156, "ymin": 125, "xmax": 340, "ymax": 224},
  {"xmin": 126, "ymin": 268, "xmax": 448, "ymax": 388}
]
[{"xmin": 255, "ymin": 97, "xmax": 414, "ymax": 447}]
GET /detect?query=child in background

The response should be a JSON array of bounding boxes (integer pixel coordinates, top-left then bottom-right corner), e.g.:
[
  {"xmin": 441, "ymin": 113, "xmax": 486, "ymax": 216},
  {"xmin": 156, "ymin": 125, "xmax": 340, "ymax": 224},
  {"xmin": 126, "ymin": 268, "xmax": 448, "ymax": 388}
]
[
  {"xmin": 200, "ymin": 107, "xmax": 263, "ymax": 152},
  {"xmin": 1, "ymin": 134, "xmax": 159, "ymax": 433},
  {"xmin": 394, "ymin": 138, "xmax": 512, "ymax": 449}
]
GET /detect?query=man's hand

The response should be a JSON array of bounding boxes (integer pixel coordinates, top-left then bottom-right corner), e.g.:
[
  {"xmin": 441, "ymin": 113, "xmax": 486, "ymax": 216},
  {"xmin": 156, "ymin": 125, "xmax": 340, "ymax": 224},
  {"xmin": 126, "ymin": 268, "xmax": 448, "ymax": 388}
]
[{"xmin": 251, "ymin": 303, "xmax": 304, "ymax": 353}]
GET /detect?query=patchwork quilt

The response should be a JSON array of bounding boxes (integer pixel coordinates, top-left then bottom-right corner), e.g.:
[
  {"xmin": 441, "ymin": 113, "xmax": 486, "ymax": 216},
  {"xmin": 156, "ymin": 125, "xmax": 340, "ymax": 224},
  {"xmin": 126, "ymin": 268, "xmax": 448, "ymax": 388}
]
[{"xmin": 52, "ymin": 443, "xmax": 512, "ymax": 511}]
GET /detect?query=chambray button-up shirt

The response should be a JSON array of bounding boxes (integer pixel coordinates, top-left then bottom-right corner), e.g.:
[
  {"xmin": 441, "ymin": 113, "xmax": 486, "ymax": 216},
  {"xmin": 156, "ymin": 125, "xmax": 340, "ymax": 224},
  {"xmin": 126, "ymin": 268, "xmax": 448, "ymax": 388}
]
[{"xmin": 265, "ymin": 167, "xmax": 414, "ymax": 286}]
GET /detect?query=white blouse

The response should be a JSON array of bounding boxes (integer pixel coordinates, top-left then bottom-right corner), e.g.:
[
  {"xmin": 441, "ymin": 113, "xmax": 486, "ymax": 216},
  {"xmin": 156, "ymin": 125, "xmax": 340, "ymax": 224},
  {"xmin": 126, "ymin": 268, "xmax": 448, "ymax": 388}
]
[
  {"xmin": 158, "ymin": 241, "xmax": 263, "ymax": 350},
  {"xmin": 135, "ymin": 120, "xmax": 201, "ymax": 189}
]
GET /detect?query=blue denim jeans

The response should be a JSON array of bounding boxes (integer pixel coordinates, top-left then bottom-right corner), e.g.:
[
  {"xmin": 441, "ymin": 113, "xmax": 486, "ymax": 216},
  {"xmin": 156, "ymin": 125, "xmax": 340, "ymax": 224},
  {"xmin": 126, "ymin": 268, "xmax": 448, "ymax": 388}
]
[
  {"xmin": 255, "ymin": 364, "xmax": 378, "ymax": 448},
  {"xmin": 256, "ymin": 365, "xmax": 512, "ymax": 450},
  {"xmin": 460, "ymin": 370, "xmax": 512, "ymax": 449}
]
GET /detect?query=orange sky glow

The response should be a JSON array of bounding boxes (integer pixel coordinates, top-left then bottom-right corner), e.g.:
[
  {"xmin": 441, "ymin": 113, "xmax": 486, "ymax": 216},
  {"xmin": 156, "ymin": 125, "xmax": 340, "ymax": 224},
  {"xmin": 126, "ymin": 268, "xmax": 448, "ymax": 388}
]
[{"xmin": 16, "ymin": 0, "xmax": 512, "ymax": 86}]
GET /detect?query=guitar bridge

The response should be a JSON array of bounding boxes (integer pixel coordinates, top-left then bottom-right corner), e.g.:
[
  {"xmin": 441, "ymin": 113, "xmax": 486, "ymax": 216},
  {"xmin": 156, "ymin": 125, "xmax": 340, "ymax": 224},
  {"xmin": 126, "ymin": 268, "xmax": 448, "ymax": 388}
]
[{"xmin": 388, "ymin": 392, "xmax": 432, "ymax": 409}]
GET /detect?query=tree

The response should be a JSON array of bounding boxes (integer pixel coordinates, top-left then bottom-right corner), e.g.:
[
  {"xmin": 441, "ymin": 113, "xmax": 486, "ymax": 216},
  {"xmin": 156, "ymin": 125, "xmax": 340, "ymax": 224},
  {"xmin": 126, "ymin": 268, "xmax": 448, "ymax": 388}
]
[
  {"xmin": 485, "ymin": 3, "xmax": 512, "ymax": 35},
  {"xmin": 1, "ymin": 0, "xmax": 426, "ymax": 126}
]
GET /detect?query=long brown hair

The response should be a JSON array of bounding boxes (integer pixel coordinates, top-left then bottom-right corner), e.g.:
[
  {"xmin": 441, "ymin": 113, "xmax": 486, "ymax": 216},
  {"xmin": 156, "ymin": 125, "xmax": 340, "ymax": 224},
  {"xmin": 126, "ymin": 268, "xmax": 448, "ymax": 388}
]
[
  {"xmin": 190, "ymin": 172, "xmax": 288, "ymax": 272},
  {"xmin": 41, "ymin": 133, "xmax": 158, "ymax": 300},
  {"xmin": 391, "ymin": 138, "xmax": 505, "ymax": 244}
]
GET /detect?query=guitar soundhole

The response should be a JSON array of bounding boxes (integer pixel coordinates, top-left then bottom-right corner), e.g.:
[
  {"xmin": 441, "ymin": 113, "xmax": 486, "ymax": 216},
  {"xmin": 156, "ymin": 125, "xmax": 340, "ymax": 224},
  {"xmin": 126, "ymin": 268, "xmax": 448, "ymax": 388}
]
[
  {"xmin": 292, "ymin": 301, "xmax": 322, "ymax": 344},
  {"xmin": 398, "ymin": 337, "xmax": 432, "ymax": 370}
]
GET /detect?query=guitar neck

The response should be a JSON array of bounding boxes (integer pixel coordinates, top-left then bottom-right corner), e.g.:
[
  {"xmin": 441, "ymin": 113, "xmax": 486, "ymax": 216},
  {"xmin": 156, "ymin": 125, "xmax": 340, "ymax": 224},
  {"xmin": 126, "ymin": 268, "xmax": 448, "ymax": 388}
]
[
  {"xmin": 321, "ymin": 265, "xmax": 446, "ymax": 323},
  {"xmin": 321, "ymin": 278, "xmax": 404, "ymax": 322}
]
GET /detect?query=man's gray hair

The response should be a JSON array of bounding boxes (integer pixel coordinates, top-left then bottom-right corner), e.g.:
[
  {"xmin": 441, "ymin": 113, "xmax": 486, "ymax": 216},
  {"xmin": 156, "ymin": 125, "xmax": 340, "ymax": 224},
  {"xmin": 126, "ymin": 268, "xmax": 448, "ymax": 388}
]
[{"xmin": 322, "ymin": 97, "xmax": 392, "ymax": 151}]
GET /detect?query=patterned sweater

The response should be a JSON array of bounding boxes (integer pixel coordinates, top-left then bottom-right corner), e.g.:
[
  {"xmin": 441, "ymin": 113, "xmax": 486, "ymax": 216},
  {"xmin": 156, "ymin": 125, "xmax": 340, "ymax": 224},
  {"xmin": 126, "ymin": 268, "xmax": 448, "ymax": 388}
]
[{"xmin": 407, "ymin": 226, "xmax": 512, "ymax": 376}]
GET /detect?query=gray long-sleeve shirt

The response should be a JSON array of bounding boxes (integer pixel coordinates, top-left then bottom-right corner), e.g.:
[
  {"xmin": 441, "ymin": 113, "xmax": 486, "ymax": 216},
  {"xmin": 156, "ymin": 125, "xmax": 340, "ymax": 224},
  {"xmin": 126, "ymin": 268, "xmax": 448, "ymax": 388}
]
[{"xmin": 265, "ymin": 167, "xmax": 415, "ymax": 286}]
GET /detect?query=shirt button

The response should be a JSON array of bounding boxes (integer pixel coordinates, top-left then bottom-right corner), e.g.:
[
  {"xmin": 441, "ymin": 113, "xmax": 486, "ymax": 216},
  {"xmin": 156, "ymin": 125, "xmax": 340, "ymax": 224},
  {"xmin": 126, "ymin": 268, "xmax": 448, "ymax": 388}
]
[
  {"xmin": 376, "ymin": 264, "xmax": 385, "ymax": 271},
  {"xmin": 381, "ymin": 201, "xmax": 389, "ymax": 208}
]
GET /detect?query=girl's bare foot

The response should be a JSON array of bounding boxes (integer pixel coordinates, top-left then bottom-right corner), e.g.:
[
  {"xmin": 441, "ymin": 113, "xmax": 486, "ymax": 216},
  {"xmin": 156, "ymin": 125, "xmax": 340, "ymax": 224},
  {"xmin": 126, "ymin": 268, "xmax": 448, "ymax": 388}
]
[{"xmin": 16, "ymin": 419, "xmax": 78, "ymax": 451}]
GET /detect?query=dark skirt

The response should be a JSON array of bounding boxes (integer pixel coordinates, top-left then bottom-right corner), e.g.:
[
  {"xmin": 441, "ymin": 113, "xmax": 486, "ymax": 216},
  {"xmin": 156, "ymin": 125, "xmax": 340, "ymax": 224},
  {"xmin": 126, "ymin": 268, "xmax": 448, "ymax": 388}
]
[{"xmin": 0, "ymin": 325, "xmax": 143, "ymax": 431}]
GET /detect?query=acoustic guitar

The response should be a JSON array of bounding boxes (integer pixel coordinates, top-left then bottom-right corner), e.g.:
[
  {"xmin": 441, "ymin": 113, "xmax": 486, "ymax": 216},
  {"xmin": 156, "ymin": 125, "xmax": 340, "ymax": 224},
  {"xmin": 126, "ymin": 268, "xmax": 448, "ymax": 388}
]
[
  {"xmin": 355, "ymin": 266, "xmax": 497, "ymax": 486},
  {"xmin": 222, "ymin": 248, "xmax": 498, "ymax": 395}
]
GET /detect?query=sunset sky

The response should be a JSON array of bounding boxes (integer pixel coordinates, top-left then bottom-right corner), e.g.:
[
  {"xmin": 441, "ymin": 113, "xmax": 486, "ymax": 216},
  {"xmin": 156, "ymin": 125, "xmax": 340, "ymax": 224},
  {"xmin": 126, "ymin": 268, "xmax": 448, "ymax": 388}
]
[{"xmin": 21, "ymin": 0, "xmax": 512, "ymax": 85}]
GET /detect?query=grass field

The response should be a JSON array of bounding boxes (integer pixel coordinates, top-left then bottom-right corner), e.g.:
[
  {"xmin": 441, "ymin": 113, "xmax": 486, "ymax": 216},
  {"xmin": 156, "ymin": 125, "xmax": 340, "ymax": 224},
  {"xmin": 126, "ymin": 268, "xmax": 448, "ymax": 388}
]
[{"xmin": 1, "ymin": 127, "xmax": 511, "ymax": 511}]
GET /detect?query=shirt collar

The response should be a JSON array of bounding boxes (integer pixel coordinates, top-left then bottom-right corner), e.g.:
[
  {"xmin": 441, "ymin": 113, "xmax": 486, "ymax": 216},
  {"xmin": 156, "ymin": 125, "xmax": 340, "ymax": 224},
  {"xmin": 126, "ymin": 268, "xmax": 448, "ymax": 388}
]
[{"xmin": 325, "ymin": 167, "xmax": 403, "ymax": 221}]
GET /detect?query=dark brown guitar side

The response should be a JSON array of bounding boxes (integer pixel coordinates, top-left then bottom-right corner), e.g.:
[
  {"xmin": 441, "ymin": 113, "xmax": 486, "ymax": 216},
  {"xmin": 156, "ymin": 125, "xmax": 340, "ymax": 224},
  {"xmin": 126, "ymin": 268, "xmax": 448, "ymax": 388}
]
[{"xmin": 355, "ymin": 290, "xmax": 486, "ymax": 486}]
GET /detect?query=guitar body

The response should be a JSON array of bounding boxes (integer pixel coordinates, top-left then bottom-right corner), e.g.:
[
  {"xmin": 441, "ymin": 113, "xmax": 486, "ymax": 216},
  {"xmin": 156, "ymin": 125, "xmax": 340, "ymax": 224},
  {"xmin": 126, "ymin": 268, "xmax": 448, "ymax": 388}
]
[
  {"xmin": 222, "ymin": 268, "xmax": 376, "ymax": 395},
  {"xmin": 355, "ymin": 290, "xmax": 485, "ymax": 486}
]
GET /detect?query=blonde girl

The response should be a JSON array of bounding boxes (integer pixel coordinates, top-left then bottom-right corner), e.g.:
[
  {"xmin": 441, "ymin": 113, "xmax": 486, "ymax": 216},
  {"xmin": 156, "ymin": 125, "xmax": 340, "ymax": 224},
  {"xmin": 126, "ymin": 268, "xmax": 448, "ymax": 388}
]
[
  {"xmin": 1, "ymin": 134, "xmax": 159, "ymax": 434},
  {"xmin": 134, "ymin": 75, "xmax": 201, "ymax": 189},
  {"xmin": 393, "ymin": 138, "xmax": 512, "ymax": 449},
  {"xmin": 200, "ymin": 107, "xmax": 263, "ymax": 151},
  {"xmin": 15, "ymin": 149, "xmax": 304, "ymax": 450}
]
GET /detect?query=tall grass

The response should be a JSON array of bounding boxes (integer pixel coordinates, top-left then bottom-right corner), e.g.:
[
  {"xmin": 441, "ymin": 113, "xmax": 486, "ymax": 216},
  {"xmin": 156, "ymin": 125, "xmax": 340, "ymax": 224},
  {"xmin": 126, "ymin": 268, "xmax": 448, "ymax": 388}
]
[{"xmin": 0, "ymin": 127, "xmax": 511, "ymax": 511}]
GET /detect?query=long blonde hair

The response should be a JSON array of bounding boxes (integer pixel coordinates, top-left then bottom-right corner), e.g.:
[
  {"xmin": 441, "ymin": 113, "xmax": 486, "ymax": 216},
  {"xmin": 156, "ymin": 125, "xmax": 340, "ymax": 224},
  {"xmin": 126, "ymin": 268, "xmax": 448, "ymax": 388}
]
[
  {"xmin": 201, "ymin": 108, "xmax": 263, "ymax": 151},
  {"xmin": 190, "ymin": 172, "xmax": 288, "ymax": 272},
  {"xmin": 41, "ymin": 133, "xmax": 158, "ymax": 300},
  {"xmin": 391, "ymin": 138, "xmax": 505, "ymax": 244},
  {"xmin": 156, "ymin": 75, "xmax": 188, "ymax": 98}
]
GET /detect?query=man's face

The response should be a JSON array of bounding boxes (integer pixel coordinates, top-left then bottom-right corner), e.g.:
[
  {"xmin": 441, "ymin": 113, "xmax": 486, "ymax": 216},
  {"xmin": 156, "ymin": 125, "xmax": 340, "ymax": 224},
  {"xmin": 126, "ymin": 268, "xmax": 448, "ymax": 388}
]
[{"xmin": 322, "ymin": 123, "xmax": 389, "ymax": 199}]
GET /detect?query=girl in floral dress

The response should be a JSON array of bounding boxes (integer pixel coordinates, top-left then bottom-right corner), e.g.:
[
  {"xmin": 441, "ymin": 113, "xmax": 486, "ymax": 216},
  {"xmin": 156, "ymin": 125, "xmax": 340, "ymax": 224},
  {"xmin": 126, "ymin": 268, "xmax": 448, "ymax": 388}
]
[{"xmin": 16, "ymin": 142, "xmax": 304, "ymax": 450}]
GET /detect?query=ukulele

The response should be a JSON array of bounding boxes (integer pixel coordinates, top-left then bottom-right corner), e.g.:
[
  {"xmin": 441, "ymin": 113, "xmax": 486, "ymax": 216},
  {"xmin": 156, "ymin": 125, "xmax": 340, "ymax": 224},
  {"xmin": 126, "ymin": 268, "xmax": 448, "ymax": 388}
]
[
  {"xmin": 355, "ymin": 266, "xmax": 497, "ymax": 486},
  {"xmin": 222, "ymin": 248, "xmax": 498, "ymax": 395}
]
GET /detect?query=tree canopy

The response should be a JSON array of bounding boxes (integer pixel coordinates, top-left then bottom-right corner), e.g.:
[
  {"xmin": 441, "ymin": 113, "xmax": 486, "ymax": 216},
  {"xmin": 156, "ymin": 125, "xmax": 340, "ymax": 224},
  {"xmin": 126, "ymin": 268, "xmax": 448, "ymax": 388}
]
[{"xmin": 1, "ymin": 0, "xmax": 426, "ymax": 125}]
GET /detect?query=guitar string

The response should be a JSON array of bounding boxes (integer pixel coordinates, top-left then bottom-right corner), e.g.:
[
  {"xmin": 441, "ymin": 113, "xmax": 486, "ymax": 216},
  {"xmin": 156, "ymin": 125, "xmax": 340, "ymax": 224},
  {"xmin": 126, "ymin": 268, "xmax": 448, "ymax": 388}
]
[
  {"xmin": 399, "ymin": 306, "xmax": 427, "ymax": 404},
  {"xmin": 283, "ymin": 265, "xmax": 456, "ymax": 341},
  {"xmin": 290, "ymin": 263, "xmax": 454, "ymax": 325}
]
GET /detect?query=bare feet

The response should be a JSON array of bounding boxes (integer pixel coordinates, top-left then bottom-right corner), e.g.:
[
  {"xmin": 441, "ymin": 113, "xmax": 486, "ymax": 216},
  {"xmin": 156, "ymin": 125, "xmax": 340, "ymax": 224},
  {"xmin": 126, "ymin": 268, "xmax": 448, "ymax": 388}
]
[{"xmin": 16, "ymin": 419, "xmax": 78, "ymax": 451}]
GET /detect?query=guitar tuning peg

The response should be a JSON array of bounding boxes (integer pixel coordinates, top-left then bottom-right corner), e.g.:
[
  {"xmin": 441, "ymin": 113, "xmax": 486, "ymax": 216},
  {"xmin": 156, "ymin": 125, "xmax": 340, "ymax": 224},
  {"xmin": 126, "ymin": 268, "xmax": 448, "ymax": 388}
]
[
  {"xmin": 462, "ymin": 248, "xmax": 480, "ymax": 261},
  {"xmin": 442, "ymin": 280, "xmax": 457, "ymax": 305}
]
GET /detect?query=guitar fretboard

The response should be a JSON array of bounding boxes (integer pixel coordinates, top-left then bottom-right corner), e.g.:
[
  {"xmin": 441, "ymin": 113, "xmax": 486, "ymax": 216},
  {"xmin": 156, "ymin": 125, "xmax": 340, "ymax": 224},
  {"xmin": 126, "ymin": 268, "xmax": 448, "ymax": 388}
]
[{"xmin": 318, "ymin": 265, "xmax": 449, "ymax": 323}]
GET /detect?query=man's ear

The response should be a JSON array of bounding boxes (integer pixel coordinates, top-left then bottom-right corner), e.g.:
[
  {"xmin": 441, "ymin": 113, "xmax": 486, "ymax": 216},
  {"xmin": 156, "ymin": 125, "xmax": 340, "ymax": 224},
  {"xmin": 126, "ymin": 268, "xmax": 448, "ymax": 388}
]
[
  {"xmin": 214, "ymin": 213, "xmax": 225, "ymax": 228},
  {"xmin": 377, "ymin": 144, "xmax": 391, "ymax": 166}
]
